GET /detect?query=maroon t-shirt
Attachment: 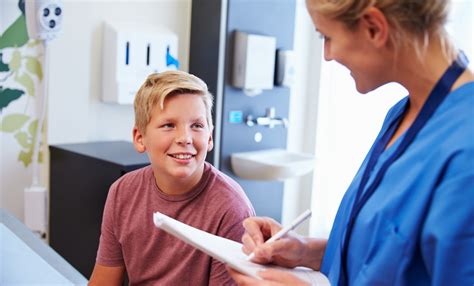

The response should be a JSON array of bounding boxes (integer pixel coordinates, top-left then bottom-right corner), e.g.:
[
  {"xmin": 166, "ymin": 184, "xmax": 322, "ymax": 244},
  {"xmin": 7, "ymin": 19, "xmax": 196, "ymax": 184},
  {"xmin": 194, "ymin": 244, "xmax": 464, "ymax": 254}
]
[{"xmin": 96, "ymin": 162, "xmax": 255, "ymax": 285}]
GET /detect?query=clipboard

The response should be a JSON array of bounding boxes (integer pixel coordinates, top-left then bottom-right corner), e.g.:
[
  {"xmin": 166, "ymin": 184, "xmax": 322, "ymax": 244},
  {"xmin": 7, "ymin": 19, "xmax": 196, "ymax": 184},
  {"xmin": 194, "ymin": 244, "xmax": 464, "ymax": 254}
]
[{"xmin": 153, "ymin": 211, "xmax": 330, "ymax": 285}]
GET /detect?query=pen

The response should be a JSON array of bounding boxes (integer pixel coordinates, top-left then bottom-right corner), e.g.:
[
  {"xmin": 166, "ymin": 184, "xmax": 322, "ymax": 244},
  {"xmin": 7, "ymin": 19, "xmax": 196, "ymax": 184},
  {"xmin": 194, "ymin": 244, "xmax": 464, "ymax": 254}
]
[{"xmin": 247, "ymin": 209, "xmax": 312, "ymax": 261}]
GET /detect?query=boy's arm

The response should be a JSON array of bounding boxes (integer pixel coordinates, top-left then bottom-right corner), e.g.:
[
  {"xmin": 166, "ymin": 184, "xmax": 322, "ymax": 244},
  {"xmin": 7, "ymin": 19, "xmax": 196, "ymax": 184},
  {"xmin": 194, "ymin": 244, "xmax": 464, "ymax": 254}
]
[
  {"xmin": 88, "ymin": 263, "xmax": 125, "ymax": 285},
  {"xmin": 209, "ymin": 258, "xmax": 237, "ymax": 286},
  {"xmin": 92, "ymin": 183, "xmax": 126, "ymax": 285}
]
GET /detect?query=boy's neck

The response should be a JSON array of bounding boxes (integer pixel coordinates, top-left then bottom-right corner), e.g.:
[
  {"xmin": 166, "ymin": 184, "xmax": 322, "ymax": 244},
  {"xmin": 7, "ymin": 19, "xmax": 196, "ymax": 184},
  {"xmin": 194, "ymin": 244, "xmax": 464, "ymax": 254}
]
[{"xmin": 153, "ymin": 166, "xmax": 205, "ymax": 196}]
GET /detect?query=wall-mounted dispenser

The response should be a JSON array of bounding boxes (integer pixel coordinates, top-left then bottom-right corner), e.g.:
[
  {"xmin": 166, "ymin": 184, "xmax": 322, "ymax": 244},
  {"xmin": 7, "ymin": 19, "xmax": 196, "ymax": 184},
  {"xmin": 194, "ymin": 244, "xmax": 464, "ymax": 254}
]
[
  {"xmin": 102, "ymin": 22, "xmax": 179, "ymax": 104},
  {"xmin": 25, "ymin": 0, "xmax": 64, "ymax": 41},
  {"xmin": 231, "ymin": 31, "xmax": 276, "ymax": 96},
  {"xmin": 276, "ymin": 50, "xmax": 295, "ymax": 87}
]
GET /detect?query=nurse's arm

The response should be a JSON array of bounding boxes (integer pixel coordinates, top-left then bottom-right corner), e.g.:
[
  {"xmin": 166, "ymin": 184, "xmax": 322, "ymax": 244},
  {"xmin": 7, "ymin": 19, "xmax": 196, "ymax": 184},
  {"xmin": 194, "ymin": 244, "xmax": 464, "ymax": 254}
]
[
  {"xmin": 420, "ymin": 153, "xmax": 474, "ymax": 285},
  {"xmin": 299, "ymin": 237, "xmax": 327, "ymax": 270}
]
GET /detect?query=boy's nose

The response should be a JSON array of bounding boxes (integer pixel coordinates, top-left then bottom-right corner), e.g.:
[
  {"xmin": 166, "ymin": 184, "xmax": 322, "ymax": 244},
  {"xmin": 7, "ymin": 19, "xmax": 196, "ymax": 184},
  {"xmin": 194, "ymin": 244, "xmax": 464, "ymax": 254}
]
[{"xmin": 175, "ymin": 129, "xmax": 192, "ymax": 144}]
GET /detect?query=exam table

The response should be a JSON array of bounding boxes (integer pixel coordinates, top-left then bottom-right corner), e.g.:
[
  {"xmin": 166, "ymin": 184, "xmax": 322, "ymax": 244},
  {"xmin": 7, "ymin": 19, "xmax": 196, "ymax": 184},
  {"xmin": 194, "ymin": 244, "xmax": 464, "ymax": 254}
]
[{"xmin": 0, "ymin": 208, "xmax": 88, "ymax": 285}]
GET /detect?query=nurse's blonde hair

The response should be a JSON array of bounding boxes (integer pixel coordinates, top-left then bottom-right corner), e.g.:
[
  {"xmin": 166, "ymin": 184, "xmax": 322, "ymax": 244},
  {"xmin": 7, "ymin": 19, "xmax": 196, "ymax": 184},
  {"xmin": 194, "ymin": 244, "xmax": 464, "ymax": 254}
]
[
  {"xmin": 134, "ymin": 70, "xmax": 214, "ymax": 135},
  {"xmin": 307, "ymin": 0, "xmax": 455, "ymax": 61}
]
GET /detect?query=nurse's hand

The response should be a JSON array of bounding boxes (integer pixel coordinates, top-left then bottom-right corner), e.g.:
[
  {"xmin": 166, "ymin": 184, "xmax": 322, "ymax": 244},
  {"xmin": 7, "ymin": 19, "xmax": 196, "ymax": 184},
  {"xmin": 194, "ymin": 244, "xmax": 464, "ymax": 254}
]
[
  {"xmin": 240, "ymin": 217, "xmax": 322, "ymax": 269},
  {"xmin": 227, "ymin": 267, "xmax": 310, "ymax": 286}
]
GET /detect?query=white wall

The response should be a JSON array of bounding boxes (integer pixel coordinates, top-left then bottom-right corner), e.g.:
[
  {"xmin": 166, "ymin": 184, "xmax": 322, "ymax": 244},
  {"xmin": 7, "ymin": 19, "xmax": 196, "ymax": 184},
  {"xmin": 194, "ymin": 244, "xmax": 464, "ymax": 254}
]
[
  {"xmin": 1, "ymin": 0, "xmax": 191, "ymax": 222},
  {"xmin": 282, "ymin": 0, "xmax": 322, "ymax": 233},
  {"xmin": 0, "ymin": 0, "xmax": 20, "ymax": 31}
]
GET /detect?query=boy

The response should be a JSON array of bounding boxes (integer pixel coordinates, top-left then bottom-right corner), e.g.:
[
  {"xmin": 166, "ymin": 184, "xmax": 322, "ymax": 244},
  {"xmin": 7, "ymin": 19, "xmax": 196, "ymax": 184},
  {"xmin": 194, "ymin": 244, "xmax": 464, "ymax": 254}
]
[{"xmin": 89, "ymin": 71, "xmax": 255, "ymax": 285}]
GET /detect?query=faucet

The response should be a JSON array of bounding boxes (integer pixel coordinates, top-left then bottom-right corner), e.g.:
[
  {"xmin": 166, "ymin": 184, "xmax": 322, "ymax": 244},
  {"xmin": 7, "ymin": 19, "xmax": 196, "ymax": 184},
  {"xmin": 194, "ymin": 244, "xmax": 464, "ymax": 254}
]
[{"xmin": 246, "ymin": 107, "xmax": 289, "ymax": 128}]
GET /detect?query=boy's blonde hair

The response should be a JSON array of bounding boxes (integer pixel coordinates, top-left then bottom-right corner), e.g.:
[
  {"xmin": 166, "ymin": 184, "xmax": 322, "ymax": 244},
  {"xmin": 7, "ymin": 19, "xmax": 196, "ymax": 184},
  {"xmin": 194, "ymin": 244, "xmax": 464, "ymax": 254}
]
[
  {"xmin": 134, "ymin": 71, "xmax": 214, "ymax": 134},
  {"xmin": 307, "ymin": 0, "xmax": 454, "ymax": 61}
]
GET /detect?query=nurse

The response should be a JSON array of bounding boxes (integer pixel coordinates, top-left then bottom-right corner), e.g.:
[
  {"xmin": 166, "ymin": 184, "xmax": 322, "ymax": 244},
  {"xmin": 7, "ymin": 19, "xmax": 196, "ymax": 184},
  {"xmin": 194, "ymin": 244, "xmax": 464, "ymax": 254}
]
[{"xmin": 228, "ymin": 0, "xmax": 474, "ymax": 285}]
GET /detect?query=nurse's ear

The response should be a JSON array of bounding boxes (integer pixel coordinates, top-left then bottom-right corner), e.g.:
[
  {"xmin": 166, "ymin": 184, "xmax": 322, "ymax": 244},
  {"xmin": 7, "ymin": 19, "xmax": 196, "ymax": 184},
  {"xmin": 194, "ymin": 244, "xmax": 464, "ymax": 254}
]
[{"xmin": 360, "ymin": 7, "xmax": 389, "ymax": 48}]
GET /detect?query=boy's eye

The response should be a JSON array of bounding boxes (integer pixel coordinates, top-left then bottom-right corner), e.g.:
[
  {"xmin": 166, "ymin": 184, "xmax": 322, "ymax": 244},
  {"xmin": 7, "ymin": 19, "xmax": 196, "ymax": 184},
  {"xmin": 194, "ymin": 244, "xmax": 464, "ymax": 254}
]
[
  {"xmin": 161, "ymin": 123, "xmax": 174, "ymax": 128},
  {"xmin": 192, "ymin": 123, "xmax": 205, "ymax": 129}
]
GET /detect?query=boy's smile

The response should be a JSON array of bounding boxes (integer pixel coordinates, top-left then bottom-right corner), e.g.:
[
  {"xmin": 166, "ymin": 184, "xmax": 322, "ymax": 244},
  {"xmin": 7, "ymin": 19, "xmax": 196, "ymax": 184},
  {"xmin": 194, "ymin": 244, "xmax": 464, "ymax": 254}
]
[
  {"xmin": 133, "ymin": 93, "xmax": 213, "ymax": 195},
  {"xmin": 168, "ymin": 152, "xmax": 195, "ymax": 161}
]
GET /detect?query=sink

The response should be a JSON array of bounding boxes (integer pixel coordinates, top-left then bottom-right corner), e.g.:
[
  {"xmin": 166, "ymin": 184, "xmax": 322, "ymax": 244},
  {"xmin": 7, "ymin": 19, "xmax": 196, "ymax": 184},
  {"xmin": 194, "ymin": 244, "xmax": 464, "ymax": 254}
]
[{"xmin": 231, "ymin": 149, "xmax": 315, "ymax": 181}]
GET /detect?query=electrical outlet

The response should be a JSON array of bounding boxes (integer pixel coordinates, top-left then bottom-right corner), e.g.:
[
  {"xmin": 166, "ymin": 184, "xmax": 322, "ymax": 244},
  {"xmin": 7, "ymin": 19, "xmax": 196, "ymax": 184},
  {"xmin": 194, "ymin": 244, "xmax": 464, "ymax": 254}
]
[
  {"xmin": 24, "ymin": 186, "xmax": 48, "ymax": 236},
  {"xmin": 25, "ymin": 0, "xmax": 64, "ymax": 41}
]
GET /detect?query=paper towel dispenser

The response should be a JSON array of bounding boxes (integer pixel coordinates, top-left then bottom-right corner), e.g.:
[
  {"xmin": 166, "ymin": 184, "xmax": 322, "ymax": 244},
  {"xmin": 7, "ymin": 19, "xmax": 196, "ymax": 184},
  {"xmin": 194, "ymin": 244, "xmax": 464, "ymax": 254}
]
[{"xmin": 231, "ymin": 31, "xmax": 276, "ymax": 96}]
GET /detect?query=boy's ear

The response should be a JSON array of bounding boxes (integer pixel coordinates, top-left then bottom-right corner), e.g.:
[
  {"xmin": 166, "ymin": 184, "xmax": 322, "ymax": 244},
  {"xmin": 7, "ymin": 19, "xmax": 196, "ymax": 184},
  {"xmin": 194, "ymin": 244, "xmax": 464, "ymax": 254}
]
[
  {"xmin": 207, "ymin": 133, "xmax": 214, "ymax": 152},
  {"xmin": 360, "ymin": 7, "xmax": 389, "ymax": 48},
  {"xmin": 133, "ymin": 127, "xmax": 146, "ymax": 153}
]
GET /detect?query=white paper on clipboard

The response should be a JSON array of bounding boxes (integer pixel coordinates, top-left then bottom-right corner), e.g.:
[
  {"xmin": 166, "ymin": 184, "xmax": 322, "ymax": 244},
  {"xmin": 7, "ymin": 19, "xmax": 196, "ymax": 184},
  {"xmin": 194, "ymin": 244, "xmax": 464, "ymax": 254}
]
[{"xmin": 153, "ymin": 212, "xmax": 330, "ymax": 285}]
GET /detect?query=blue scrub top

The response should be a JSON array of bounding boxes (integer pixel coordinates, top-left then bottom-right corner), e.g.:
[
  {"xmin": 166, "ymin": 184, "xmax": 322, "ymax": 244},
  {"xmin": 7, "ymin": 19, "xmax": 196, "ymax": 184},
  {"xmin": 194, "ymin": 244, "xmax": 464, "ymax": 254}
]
[{"xmin": 321, "ymin": 82, "xmax": 474, "ymax": 285}]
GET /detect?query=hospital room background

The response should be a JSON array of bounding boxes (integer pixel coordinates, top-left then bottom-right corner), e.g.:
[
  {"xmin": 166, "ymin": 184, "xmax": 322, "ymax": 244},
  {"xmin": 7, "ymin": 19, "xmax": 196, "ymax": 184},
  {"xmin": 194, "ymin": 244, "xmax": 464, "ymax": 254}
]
[{"xmin": 1, "ymin": 0, "xmax": 472, "ymax": 283}]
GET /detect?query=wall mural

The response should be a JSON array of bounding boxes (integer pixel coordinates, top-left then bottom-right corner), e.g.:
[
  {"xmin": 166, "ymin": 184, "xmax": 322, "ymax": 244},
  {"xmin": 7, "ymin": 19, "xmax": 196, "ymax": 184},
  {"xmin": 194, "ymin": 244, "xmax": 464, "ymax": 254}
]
[{"xmin": 0, "ymin": 0, "xmax": 44, "ymax": 167}]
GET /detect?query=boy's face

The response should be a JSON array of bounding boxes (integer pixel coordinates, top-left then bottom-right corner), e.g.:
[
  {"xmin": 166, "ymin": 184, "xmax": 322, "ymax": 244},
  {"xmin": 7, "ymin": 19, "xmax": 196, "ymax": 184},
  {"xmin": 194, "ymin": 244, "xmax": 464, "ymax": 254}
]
[{"xmin": 133, "ymin": 93, "xmax": 213, "ymax": 187}]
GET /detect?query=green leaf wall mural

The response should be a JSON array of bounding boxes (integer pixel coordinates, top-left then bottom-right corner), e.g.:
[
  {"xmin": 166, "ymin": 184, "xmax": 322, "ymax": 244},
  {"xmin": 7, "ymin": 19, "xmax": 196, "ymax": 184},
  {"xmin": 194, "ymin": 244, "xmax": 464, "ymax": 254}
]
[
  {"xmin": 0, "ymin": 55, "xmax": 9, "ymax": 71},
  {"xmin": 0, "ymin": 14, "xmax": 28, "ymax": 49},
  {"xmin": 1, "ymin": 1, "xmax": 44, "ymax": 167},
  {"xmin": 0, "ymin": 88, "xmax": 24, "ymax": 109}
]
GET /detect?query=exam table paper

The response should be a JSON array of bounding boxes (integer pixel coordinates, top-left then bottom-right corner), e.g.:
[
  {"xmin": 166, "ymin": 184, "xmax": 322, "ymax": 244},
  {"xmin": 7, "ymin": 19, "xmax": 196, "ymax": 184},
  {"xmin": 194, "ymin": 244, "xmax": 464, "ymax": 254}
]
[{"xmin": 153, "ymin": 212, "xmax": 330, "ymax": 285}]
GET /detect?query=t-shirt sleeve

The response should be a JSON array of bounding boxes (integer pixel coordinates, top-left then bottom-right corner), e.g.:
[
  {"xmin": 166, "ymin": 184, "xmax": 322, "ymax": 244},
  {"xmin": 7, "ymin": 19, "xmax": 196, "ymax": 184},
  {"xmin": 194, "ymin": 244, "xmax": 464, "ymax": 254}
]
[
  {"xmin": 96, "ymin": 181, "xmax": 125, "ymax": 267},
  {"xmin": 208, "ymin": 200, "xmax": 255, "ymax": 286}
]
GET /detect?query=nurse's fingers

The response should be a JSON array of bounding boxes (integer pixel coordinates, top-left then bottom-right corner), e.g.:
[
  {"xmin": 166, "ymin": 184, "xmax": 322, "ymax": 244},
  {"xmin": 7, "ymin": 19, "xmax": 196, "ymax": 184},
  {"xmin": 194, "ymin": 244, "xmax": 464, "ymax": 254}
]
[
  {"xmin": 241, "ymin": 232, "xmax": 257, "ymax": 255},
  {"xmin": 252, "ymin": 240, "xmax": 292, "ymax": 264},
  {"xmin": 258, "ymin": 269, "xmax": 310, "ymax": 285},
  {"xmin": 227, "ymin": 267, "xmax": 283, "ymax": 286},
  {"xmin": 249, "ymin": 236, "xmax": 306, "ymax": 268},
  {"xmin": 242, "ymin": 218, "xmax": 264, "ymax": 246},
  {"xmin": 242, "ymin": 217, "xmax": 282, "ymax": 245},
  {"xmin": 227, "ymin": 267, "xmax": 261, "ymax": 285},
  {"xmin": 266, "ymin": 237, "xmax": 298, "ymax": 257}
]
